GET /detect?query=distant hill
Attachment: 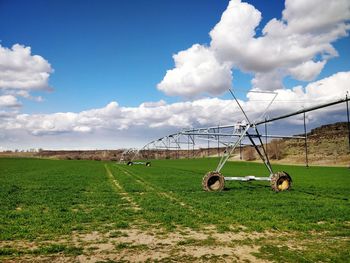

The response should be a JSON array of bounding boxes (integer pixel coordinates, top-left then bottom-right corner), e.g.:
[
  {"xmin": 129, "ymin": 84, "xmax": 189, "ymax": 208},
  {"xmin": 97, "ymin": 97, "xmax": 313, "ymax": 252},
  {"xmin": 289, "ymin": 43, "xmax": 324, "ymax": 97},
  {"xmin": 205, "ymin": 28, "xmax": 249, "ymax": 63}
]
[
  {"xmin": 268, "ymin": 122, "xmax": 349, "ymax": 166},
  {"xmin": 1, "ymin": 122, "xmax": 349, "ymax": 166}
]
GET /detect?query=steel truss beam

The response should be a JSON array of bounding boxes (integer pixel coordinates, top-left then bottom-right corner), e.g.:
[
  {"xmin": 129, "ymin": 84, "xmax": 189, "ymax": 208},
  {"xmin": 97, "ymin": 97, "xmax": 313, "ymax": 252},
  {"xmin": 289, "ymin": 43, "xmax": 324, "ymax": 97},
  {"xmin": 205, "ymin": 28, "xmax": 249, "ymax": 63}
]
[{"xmin": 130, "ymin": 93, "xmax": 349, "ymax": 183}]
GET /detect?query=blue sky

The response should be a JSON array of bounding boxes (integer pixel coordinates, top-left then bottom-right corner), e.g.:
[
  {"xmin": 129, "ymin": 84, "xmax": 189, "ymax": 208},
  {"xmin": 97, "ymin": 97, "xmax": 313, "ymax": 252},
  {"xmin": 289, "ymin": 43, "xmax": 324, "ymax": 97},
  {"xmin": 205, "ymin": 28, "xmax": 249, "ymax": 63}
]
[
  {"xmin": 0, "ymin": 0, "xmax": 349, "ymax": 150},
  {"xmin": 1, "ymin": 0, "xmax": 349, "ymax": 111},
  {"xmin": 3, "ymin": 0, "xmax": 347, "ymax": 112},
  {"xmin": 1, "ymin": 0, "xmax": 228, "ymax": 112}
]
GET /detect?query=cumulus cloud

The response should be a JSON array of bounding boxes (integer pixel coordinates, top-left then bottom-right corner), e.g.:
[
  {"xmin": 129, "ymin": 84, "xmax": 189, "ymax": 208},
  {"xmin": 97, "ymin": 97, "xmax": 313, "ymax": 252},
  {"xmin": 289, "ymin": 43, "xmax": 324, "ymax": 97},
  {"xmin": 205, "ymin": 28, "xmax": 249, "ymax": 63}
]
[
  {"xmin": 157, "ymin": 44, "xmax": 232, "ymax": 97},
  {"xmin": 288, "ymin": 61, "xmax": 326, "ymax": 81},
  {"xmin": 0, "ymin": 44, "xmax": 53, "ymax": 90},
  {"xmin": 0, "ymin": 95, "xmax": 21, "ymax": 108},
  {"xmin": 1, "ymin": 72, "xmax": 349, "ymax": 142},
  {"xmin": 1, "ymin": 1, "xmax": 349, "ymax": 149},
  {"xmin": 158, "ymin": 0, "xmax": 350, "ymax": 96},
  {"xmin": 140, "ymin": 100, "xmax": 167, "ymax": 108},
  {"xmin": 282, "ymin": 0, "xmax": 350, "ymax": 34},
  {"xmin": 0, "ymin": 44, "xmax": 52, "ymax": 110},
  {"xmin": 251, "ymin": 71, "xmax": 284, "ymax": 91}
]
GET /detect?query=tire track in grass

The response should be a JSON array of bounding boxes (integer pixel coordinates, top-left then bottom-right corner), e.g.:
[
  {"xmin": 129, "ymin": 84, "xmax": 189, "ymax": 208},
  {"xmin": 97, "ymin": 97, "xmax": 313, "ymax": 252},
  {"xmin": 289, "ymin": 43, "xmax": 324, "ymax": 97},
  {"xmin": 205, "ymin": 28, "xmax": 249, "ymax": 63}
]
[
  {"xmin": 115, "ymin": 164, "xmax": 247, "ymax": 229},
  {"xmin": 116, "ymin": 165, "xmax": 254, "ymax": 229},
  {"xmin": 104, "ymin": 164, "xmax": 141, "ymax": 211},
  {"xmin": 115, "ymin": 164, "xmax": 197, "ymax": 212}
]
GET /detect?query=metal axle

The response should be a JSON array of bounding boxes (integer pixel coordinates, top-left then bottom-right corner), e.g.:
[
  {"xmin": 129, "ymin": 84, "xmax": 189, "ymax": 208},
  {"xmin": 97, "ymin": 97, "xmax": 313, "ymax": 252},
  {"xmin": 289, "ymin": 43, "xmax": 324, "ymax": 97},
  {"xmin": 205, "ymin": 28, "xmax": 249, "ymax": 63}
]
[{"xmin": 224, "ymin": 176, "xmax": 271, "ymax": 182}]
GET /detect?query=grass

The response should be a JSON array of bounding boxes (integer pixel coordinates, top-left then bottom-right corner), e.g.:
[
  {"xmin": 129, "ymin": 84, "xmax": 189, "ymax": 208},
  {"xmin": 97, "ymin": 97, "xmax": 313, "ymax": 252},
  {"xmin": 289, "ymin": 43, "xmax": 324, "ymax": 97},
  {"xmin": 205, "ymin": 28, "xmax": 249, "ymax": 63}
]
[
  {"xmin": 0, "ymin": 157, "xmax": 349, "ymax": 261},
  {"xmin": 0, "ymin": 158, "xmax": 135, "ymax": 241},
  {"xmin": 0, "ymin": 244, "xmax": 83, "ymax": 256},
  {"xmin": 114, "ymin": 158, "xmax": 350, "ymax": 232}
]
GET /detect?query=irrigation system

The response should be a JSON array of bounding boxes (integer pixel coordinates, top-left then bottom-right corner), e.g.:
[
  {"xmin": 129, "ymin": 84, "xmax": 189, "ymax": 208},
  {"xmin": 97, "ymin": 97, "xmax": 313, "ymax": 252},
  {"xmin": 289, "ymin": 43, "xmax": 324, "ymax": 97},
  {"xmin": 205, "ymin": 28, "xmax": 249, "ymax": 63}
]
[{"xmin": 121, "ymin": 90, "xmax": 350, "ymax": 192}]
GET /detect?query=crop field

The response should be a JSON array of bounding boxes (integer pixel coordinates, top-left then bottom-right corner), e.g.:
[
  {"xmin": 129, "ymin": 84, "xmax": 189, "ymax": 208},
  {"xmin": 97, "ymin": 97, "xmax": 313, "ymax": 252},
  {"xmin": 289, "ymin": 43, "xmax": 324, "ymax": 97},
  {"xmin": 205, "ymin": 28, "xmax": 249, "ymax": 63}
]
[{"xmin": 0, "ymin": 157, "xmax": 349, "ymax": 262}]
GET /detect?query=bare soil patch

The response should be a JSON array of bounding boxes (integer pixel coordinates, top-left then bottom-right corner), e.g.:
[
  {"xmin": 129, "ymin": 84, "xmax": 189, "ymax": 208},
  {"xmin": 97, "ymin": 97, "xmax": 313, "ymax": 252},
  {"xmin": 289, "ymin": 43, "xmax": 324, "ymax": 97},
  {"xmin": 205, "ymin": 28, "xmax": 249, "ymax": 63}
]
[{"xmin": 1, "ymin": 225, "xmax": 275, "ymax": 262}]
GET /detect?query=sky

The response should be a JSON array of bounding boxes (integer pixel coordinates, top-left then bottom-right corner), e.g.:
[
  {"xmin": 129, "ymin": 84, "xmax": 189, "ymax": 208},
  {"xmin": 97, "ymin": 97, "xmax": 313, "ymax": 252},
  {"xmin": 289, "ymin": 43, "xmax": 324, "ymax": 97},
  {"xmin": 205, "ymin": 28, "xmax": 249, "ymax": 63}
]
[{"xmin": 0, "ymin": 0, "xmax": 349, "ymax": 150}]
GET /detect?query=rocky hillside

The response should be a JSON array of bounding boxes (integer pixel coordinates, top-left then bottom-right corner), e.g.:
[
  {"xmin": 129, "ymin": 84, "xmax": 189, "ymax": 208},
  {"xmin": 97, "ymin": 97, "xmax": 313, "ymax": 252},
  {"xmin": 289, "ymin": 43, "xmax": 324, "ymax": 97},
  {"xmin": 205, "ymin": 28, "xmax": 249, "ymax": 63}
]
[{"xmin": 271, "ymin": 122, "xmax": 349, "ymax": 166}]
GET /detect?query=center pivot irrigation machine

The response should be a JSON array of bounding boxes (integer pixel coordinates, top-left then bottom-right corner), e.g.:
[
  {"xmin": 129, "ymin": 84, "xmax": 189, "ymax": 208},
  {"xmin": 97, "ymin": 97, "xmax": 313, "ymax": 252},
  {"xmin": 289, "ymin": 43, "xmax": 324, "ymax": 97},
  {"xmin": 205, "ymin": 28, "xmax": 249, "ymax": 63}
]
[
  {"xmin": 119, "ymin": 148, "xmax": 151, "ymax": 166},
  {"xmin": 127, "ymin": 89, "xmax": 350, "ymax": 192}
]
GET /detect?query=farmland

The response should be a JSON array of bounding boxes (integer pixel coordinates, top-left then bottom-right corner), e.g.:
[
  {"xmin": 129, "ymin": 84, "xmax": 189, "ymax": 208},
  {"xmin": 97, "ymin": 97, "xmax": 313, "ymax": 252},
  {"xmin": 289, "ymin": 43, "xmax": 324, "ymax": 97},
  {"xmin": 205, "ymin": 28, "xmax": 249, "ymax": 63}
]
[{"xmin": 0, "ymin": 157, "xmax": 349, "ymax": 262}]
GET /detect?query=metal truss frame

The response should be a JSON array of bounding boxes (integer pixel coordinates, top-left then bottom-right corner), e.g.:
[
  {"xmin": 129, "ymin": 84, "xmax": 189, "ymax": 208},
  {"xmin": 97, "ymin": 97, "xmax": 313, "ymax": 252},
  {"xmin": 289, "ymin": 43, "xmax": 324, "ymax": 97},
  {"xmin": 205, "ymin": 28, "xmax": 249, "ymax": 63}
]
[{"xmin": 127, "ymin": 90, "xmax": 350, "ymax": 184}]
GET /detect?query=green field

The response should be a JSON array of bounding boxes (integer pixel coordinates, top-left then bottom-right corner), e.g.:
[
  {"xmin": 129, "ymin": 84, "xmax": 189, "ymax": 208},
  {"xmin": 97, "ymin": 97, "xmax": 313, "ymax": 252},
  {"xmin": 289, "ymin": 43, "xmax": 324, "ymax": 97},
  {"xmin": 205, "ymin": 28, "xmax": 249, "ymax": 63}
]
[{"xmin": 0, "ymin": 157, "xmax": 349, "ymax": 262}]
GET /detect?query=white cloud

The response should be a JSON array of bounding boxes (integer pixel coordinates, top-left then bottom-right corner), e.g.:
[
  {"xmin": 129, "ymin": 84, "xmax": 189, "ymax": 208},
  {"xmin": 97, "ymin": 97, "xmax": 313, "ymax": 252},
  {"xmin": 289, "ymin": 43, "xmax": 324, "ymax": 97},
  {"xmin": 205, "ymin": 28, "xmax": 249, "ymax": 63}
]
[
  {"xmin": 1, "ymin": 72, "xmax": 348, "ymax": 149},
  {"xmin": 251, "ymin": 70, "xmax": 284, "ymax": 91},
  {"xmin": 303, "ymin": 71, "xmax": 350, "ymax": 101},
  {"xmin": 209, "ymin": 0, "xmax": 263, "ymax": 71},
  {"xmin": 73, "ymin": 126, "xmax": 92, "ymax": 133},
  {"xmin": 15, "ymin": 90, "xmax": 44, "ymax": 102},
  {"xmin": 0, "ymin": 44, "xmax": 53, "ymax": 90},
  {"xmin": 0, "ymin": 95, "xmax": 21, "ymax": 108},
  {"xmin": 1, "ymin": 1, "xmax": 349, "ymax": 149},
  {"xmin": 158, "ymin": 0, "xmax": 350, "ymax": 96},
  {"xmin": 0, "ymin": 44, "xmax": 52, "ymax": 110},
  {"xmin": 140, "ymin": 100, "xmax": 167, "ymax": 108},
  {"xmin": 288, "ymin": 60, "xmax": 326, "ymax": 81},
  {"xmin": 283, "ymin": 0, "xmax": 350, "ymax": 34},
  {"xmin": 157, "ymin": 44, "xmax": 232, "ymax": 97}
]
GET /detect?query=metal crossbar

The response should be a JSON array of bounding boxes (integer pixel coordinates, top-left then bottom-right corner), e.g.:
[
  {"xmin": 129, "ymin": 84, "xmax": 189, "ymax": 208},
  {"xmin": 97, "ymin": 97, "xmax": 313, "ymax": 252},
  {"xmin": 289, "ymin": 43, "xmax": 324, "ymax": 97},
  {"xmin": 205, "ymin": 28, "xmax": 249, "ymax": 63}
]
[{"xmin": 127, "ymin": 93, "xmax": 350, "ymax": 177}]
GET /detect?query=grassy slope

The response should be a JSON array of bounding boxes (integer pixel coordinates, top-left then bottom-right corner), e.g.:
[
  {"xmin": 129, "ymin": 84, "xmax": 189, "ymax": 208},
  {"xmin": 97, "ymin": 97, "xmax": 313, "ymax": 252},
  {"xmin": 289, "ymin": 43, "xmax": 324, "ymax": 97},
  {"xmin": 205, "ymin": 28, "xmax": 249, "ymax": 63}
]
[{"xmin": 0, "ymin": 157, "xmax": 349, "ymax": 261}]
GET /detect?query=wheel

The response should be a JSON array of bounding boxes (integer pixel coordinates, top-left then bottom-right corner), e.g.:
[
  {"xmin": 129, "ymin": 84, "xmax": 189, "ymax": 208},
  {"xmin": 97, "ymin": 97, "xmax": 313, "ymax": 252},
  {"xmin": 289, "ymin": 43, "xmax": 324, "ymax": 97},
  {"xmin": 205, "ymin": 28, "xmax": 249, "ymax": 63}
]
[
  {"xmin": 202, "ymin": 171, "xmax": 225, "ymax": 192},
  {"xmin": 127, "ymin": 161, "xmax": 133, "ymax": 166},
  {"xmin": 145, "ymin": 162, "xmax": 151, "ymax": 167},
  {"xmin": 270, "ymin": 171, "xmax": 292, "ymax": 192}
]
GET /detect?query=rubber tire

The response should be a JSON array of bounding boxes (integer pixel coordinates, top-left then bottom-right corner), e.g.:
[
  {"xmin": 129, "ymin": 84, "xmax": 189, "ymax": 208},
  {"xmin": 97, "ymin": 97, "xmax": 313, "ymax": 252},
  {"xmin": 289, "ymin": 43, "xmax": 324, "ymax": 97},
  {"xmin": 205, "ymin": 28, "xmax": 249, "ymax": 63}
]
[
  {"xmin": 202, "ymin": 171, "xmax": 225, "ymax": 192},
  {"xmin": 270, "ymin": 171, "xmax": 292, "ymax": 192},
  {"xmin": 145, "ymin": 162, "xmax": 151, "ymax": 167},
  {"xmin": 127, "ymin": 161, "xmax": 133, "ymax": 166}
]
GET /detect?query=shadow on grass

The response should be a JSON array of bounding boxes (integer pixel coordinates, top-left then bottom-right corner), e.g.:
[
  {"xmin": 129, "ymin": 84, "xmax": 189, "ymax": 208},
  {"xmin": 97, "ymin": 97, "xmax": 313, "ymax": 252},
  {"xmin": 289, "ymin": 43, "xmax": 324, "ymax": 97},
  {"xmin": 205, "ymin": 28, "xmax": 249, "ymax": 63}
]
[
  {"xmin": 223, "ymin": 182, "xmax": 271, "ymax": 191},
  {"xmin": 292, "ymin": 188, "xmax": 349, "ymax": 201}
]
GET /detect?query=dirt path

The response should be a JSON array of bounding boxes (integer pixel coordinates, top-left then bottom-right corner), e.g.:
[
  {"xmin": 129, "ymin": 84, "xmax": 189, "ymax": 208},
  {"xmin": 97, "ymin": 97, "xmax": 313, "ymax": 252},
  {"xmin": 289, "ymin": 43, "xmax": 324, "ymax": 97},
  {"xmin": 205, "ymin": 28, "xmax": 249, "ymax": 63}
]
[
  {"xmin": 115, "ymin": 164, "xmax": 196, "ymax": 211},
  {"xmin": 104, "ymin": 164, "xmax": 141, "ymax": 211}
]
